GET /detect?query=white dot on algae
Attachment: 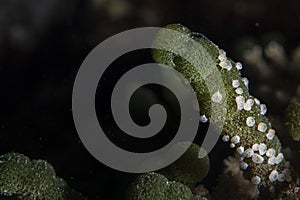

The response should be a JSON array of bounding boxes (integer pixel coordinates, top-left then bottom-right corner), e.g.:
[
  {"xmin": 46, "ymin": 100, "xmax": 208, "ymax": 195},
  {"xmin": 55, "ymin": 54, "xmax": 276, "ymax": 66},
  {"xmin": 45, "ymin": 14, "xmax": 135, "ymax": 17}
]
[
  {"xmin": 269, "ymin": 170, "xmax": 279, "ymax": 182},
  {"xmin": 222, "ymin": 135, "xmax": 230, "ymax": 142},
  {"xmin": 235, "ymin": 87, "xmax": 243, "ymax": 95},
  {"xmin": 211, "ymin": 90, "xmax": 222, "ymax": 103},
  {"xmin": 266, "ymin": 129, "xmax": 275, "ymax": 140},
  {"xmin": 258, "ymin": 122, "xmax": 268, "ymax": 132},
  {"xmin": 232, "ymin": 80, "xmax": 240, "ymax": 88},
  {"xmin": 251, "ymin": 176, "xmax": 261, "ymax": 185},
  {"xmin": 235, "ymin": 62, "xmax": 243, "ymax": 70},
  {"xmin": 252, "ymin": 153, "xmax": 264, "ymax": 164},
  {"xmin": 246, "ymin": 117, "xmax": 255, "ymax": 127}
]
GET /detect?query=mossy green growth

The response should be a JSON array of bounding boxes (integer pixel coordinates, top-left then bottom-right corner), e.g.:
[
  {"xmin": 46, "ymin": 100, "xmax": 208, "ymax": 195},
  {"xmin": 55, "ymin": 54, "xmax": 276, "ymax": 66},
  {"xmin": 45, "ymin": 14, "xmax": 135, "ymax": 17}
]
[
  {"xmin": 159, "ymin": 143, "xmax": 209, "ymax": 189},
  {"xmin": 0, "ymin": 153, "xmax": 83, "ymax": 200},
  {"xmin": 285, "ymin": 102, "xmax": 300, "ymax": 141},
  {"xmin": 152, "ymin": 24, "xmax": 293, "ymax": 192},
  {"xmin": 126, "ymin": 172, "xmax": 195, "ymax": 200}
]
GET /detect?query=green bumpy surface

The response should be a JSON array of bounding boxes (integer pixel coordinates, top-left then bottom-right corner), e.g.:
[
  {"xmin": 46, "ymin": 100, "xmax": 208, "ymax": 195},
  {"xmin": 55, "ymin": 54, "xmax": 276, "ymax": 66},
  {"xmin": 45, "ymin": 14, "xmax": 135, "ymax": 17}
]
[
  {"xmin": 159, "ymin": 143, "xmax": 209, "ymax": 189},
  {"xmin": 285, "ymin": 102, "xmax": 300, "ymax": 141},
  {"xmin": 152, "ymin": 24, "xmax": 294, "ymax": 192},
  {"xmin": 126, "ymin": 172, "xmax": 195, "ymax": 200},
  {"xmin": 0, "ymin": 153, "xmax": 81, "ymax": 200}
]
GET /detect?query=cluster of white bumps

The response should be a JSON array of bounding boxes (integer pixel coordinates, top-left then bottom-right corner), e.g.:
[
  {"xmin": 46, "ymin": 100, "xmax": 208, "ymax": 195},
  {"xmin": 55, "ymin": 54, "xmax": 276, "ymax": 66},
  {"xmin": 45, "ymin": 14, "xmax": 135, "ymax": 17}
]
[{"xmin": 217, "ymin": 49, "xmax": 293, "ymax": 188}]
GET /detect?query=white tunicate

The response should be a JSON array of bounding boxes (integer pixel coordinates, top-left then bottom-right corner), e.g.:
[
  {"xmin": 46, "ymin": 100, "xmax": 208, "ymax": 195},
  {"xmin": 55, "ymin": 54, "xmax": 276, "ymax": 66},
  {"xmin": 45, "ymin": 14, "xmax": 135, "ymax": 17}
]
[
  {"xmin": 218, "ymin": 52, "xmax": 227, "ymax": 61},
  {"xmin": 242, "ymin": 77, "xmax": 249, "ymax": 87},
  {"xmin": 252, "ymin": 143, "xmax": 259, "ymax": 151},
  {"xmin": 230, "ymin": 143, "xmax": 236, "ymax": 148},
  {"xmin": 200, "ymin": 115, "xmax": 208, "ymax": 123},
  {"xmin": 260, "ymin": 104, "xmax": 267, "ymax": 115},
  {"xmin": 269, "ymin": 170, "xmax": 279, "ymax": 182},
  {"xmin": 244, "ymin": 148, "xmax": 254, "ymax": 158},
  {"xmin": 212, "ymin": 90, "xmax": 223, "ymax": 103},
  {"xmin": 232, "ymin": 80, "xmax": 240, "ymax": 88},
  {"xmin": 252, "ymin": 153, "xmax": 264, "ymax": 164},
  {"xmin": 222, "ymin": 135, "xmax": 230, "ymax": 142},
  {"xmin": 268, "ymin": 157, "xmax": 276, "ymax": 165},
  {"xmin": 235, "ymin": 62, "xmax": 243, "ymax": 70},
  {"xmin": 251, "ymin": 176, "xmax": 261, "ymax": 185},
  {"xmin": 219, "ymin": 60, "xmax": 232, "ymax": 70},
  {"xmin": 231, "ymin": 135, "xmax": 240, "ymax": 144},
  {"xmin": 266, "ymin": 148, "xmax": 276, "ymax": 158},
  {"xmin": 243, "ymin": 102, "xmax": 252, "ymax": 111},
  {"xmin": 275, "ymin": 153, "xmax": 284, "ymax": 164},
  {"xmin": 240, "ymin": 162, "xmax": 249, "ymax": 170},
  {"xmin": 237, "ymin": 146, "xmax": 244, "ymax": 155},
  {"xmin": 235, "ymin": 87, "xmax": 243, "ymax": 95},
  {"xmin": 254, "ymin": 98, "xmax": 260, "ymax": 105},
  {"xmin": 246, "ymin": 99, "xmax": 254, "ymax": 106},
  {"xmin": 266, "ymin": 129, "xmax": 275, "ymax": 140},
  {"xmin": 236, "ymin": 95, "xmax": 245, "ymax": 110},
  {"xmin": 258, "ymin": 143, "xmax": 267, "ymax": 155},
  {"xmin": 258, "ymin": 122, "xmax": 268, "ymax": 132},
  {"xmin": 246, "ymin": 117, "xmax": 255, "ymax": 127}
]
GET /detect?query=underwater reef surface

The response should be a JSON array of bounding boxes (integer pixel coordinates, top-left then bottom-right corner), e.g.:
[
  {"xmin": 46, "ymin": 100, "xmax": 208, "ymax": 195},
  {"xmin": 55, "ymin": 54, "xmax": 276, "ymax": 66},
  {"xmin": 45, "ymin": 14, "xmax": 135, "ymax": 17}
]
[{"xmin": 0, "ymin": 24, "xmax": 299, "ymax": 200}]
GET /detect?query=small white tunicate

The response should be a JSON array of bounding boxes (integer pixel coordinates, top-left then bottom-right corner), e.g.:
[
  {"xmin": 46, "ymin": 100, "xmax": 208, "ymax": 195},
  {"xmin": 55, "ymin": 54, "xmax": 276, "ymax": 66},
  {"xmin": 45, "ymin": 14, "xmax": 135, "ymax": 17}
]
[
  {"xmin": 218, "ymin": 51, "xmax": 227, "ymax": 61},
  {"xmin": 232, "ymin": 80, "xmax": 240, "ymax": 88},
  {"xmin": 254, "ymin": 98, "xmax": 260, "ymax": 105},
  {"xmin": 246, "ymin": 99, "xmax": 254, "ymax": 106},
  {"xmin": 240, "ymin": 162, "xmax": 249, "ymax": 170},
  {"xmin": 235, "ymin": 62, "xmax": 243, "ymax": 70},
  {"xmin": 219, "ymin": 49, "xmax": 226, "ymax": 56},
  {"xmin": 258, "ymin": 122, "xmax": 268, "ymax": 132},
  {"xmin": 268, "ymin": 157, "xmax": 276, "ymax": 165},
  {"xmin": 275, "ymin": 153, "xmax": 284, "ymax": 164},
  {"xmin": 244, "ymin": 148, "xmax": 254, "ymax": 158},
  {"xmin": 243, "ymin": 102, "xmax": 252, "ymax": 111},
  {"xmin": 251, "ymin": 176, "xmax": 261, "ymax": 185},
  {"xmin": 231, "ymin": 135, "xmax": 240, "ymax": 144},
  {"xmin": 242, "ymin": 77, "xmax": 249, "ymax": 87},
  {"xmin": 260, "ymin": 104, "xmax": 267, "ymax": 115},
  {"xmin": 235, "ymin": 87, "xmax": 243, "ymax": 95},
  {"xmin": 252, "ymin": 153, "xmax": 264, "ymax": 164},
  {"xmin": 258, "ymin": 143, "xmax": 267, "ymax": 156},
  {"xmin": 219, "ymin": 60, "xmax": 232, "ymax": 70},
  {"xmin": 200, "ymin": 115, "xmax": 208, "ymax": 123},
  {"xmin": 278, "ymin": 174, "xmax": 285, "ymax": 182},
  {"xmin": 269, "ymin": 170, "xmax": 279, "ymax": 182},
  {"xmin": 246, "ymin": 117, "xmax": 255, "ymax": 127},
  {"xmin": 266, "ymin": 148, "xmax": 276, "ymax": 158},
  {"xmin": 266, "ymin": 129, "xmax": 275, "ymax": 140},
  {"xmin": 237, "ymin": 146, "xmax": 244, "ymax": 155},
  {"xmin": 252, "ymin": 143, "xmax": 259, "ymax": 151},
  {"xmin": 230, "ymin": 143, "xmax": 236, "ymax": 148},
  {"xmin": 236, "ymin": 95, "xmax": 245, "ymax": 110},
  {"xmin": 222, "ymin": 135, "xmax": 230, "ymax": 142},
  {"xmin": 212, "ymin": 90, "xmax": 223, "ymax": 103}
]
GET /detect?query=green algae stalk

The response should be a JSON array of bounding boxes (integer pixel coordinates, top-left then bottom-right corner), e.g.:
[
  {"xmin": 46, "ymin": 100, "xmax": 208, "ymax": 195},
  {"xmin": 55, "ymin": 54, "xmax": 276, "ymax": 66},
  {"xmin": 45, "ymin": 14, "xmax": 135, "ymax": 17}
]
[
  {"xmin": 285, "ymin": 102, "xmax": 300, "ymax": 141},
  {"xmin": 126, "ymin": 172, "xmax": 194, "ymax": 200},
  {"xmin": 159, "ymin": 143, "xmax": 209, "ymax": 189},
  {"xmin": 152, "ymin": 24, "xmax": 296, "ymax": 195}
]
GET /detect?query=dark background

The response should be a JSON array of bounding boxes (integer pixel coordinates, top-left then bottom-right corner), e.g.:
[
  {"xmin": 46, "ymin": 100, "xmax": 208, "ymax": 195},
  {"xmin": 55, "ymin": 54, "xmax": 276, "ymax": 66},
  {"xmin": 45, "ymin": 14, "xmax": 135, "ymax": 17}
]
[{"xmin": 0, "ymin": 0, "xmax": 299, "ymax": 199}]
